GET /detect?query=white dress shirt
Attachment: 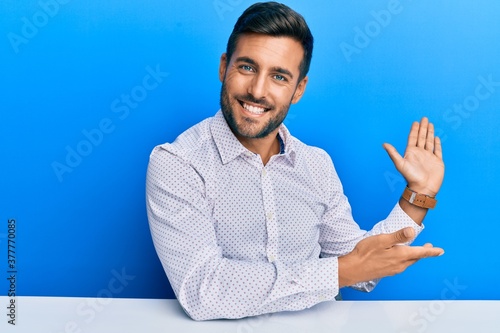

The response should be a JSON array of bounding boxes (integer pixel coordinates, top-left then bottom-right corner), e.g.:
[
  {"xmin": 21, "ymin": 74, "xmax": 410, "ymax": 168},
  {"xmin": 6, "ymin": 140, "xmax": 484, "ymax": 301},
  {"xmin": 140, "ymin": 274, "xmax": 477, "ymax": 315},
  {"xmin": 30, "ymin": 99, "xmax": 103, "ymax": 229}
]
[{"xmin": 146, "ymin": 110, "xmax": 423, "ymax": 320}]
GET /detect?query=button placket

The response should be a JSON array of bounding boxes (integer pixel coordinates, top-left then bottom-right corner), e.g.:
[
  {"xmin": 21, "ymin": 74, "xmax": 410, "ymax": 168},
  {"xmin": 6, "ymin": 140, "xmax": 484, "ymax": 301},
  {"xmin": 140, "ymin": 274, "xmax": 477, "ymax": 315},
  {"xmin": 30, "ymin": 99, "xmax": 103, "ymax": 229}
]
[{"xmin": 260, "ymin": 166, "xmax": 279, "ymax": 263}]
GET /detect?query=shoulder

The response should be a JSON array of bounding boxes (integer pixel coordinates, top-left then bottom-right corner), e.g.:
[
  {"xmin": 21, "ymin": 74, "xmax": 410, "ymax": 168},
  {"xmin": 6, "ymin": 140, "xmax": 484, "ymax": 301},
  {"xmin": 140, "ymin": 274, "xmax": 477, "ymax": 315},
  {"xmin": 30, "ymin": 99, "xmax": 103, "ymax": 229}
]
[
  {"xmin": 147, "ymin": 121, "xmax": 213, "ymax": 194},
  {"xmin": 147, "ymin": 116, "xmax": 217, "ymax": 185},
  {"xmin": 149, "ymin": 115, "xmax": 216, "ymax": 164}
]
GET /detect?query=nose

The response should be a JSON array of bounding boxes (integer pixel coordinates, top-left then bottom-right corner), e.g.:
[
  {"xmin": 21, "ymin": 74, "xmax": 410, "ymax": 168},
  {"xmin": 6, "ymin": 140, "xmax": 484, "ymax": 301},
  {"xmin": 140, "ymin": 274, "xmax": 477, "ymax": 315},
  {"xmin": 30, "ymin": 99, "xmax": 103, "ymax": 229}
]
[{"xmin": 247, "ymin": 73, "xmax": 268, "ymax": 100}]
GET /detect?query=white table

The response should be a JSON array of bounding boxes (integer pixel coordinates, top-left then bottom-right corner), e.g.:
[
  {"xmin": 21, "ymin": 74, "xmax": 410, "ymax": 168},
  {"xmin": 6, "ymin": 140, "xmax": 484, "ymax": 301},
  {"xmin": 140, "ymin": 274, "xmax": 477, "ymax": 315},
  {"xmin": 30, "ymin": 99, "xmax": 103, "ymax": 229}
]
[{"xmin": 1, "ymin": 296, "xmax": 498, "ymax": 332}]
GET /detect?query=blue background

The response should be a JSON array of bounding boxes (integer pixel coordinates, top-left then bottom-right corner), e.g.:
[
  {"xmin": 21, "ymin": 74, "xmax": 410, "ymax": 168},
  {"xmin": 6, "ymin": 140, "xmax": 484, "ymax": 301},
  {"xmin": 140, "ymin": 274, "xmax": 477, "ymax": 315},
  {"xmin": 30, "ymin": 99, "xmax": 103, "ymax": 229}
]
[{"xmin": 1, "ymin": 0, "xmax": 499, "ymax": 302}]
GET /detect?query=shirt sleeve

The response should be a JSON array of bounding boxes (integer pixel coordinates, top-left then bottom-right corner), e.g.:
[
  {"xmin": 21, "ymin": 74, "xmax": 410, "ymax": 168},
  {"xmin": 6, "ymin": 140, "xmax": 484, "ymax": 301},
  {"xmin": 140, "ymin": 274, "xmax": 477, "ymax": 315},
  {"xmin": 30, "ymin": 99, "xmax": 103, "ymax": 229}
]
[
  {"xmin": 317, "ymin": 150, "xmax": 424, "ymax": 292},
  {"xmin": 146, "ymin": 147, "xmax": 340, "ymax": 320}
]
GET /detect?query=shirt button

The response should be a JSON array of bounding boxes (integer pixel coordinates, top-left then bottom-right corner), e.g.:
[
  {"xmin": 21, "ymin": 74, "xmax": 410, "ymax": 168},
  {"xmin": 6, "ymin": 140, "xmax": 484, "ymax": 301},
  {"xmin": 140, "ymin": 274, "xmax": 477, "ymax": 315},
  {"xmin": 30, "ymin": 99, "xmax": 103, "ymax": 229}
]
[
  {"xmin": 269, "ymin": 255, "xmax": 276, "ymax": 262},
  {"xmin": 262, "ymin": 169, "xmax": 267, "ymax": 177},
  {"xmin": 266, "ymin": 212, "xmax": 273, "ymax": 220}
]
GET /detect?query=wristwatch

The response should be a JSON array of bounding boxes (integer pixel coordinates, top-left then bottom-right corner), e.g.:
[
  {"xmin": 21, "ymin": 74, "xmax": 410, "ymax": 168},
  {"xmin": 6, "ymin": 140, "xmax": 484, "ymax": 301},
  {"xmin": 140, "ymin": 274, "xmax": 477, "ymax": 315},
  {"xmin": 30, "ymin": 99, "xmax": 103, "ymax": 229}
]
[{"xmin": 402, "ymin": 186, "xmax": 437, "ymax": 209}]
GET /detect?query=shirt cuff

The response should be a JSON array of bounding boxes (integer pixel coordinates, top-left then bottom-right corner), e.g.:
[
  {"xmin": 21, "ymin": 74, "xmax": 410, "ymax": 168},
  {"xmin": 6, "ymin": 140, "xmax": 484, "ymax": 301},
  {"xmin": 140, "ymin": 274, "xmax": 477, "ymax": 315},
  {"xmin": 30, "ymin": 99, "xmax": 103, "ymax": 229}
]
[
  {"xmin": 262, "ymin": 257, "xmax": 340, "ymax": 310},
  {"xmin": 384, "ymin": 202, "xmax": 425, "ymax": 242}
]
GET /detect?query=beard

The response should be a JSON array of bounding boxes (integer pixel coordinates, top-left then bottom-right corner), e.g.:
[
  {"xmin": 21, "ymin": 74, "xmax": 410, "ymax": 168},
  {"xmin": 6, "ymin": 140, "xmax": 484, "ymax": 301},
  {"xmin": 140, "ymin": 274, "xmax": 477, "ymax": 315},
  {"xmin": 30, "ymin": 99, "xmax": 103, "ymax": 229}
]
[{"xmin": 220, "ymin": 82, "xmax": 291, "ymax": 139}]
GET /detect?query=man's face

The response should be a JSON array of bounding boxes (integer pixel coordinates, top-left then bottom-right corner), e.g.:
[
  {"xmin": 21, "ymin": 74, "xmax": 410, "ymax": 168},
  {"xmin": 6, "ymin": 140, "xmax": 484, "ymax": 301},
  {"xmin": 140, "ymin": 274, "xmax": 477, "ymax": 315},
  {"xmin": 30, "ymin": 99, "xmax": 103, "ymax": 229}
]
[{"xmin": 219, "ymin": 33, "xmax": 308, "ymax": 140}]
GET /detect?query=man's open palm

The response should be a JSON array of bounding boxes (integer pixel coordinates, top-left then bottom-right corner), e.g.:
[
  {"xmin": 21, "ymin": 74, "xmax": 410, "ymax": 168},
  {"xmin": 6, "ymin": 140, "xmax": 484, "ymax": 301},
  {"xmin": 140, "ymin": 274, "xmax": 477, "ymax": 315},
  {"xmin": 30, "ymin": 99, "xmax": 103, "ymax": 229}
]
[{"xmin": 383, "ymin": 117, "xmax": 444, "ymax": 197}]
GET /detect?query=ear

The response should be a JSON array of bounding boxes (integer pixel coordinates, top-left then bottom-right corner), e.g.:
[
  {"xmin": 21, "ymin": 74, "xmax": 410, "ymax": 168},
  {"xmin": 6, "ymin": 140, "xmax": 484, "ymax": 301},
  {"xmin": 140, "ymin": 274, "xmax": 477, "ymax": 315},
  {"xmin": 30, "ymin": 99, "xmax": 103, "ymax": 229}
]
[
  {"xmin": 291, "ymin": 76, "xmax": 308, "ymax": 104},
  {"xmin": 219, "ymin": 53, "xmax": 228, "ymax": 82}
]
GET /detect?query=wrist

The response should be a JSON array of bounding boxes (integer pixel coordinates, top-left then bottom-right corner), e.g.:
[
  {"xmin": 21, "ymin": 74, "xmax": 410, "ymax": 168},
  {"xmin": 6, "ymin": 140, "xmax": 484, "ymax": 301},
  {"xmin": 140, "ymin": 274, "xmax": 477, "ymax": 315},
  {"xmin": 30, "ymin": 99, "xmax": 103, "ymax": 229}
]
[
  {"xmin": 401, "ymin": 186, "xmax": 437, "ymax": 209},
  {"xmin": 406, "ymin": 184, "xmax": 437, "ymax": 197},
  {"xmin": 338, "ymin": 256, "xmax": 349, "ymax": 288},
  {"xmin": 338, "ymin": 254, "xmax": 358, "ymax": 288}
]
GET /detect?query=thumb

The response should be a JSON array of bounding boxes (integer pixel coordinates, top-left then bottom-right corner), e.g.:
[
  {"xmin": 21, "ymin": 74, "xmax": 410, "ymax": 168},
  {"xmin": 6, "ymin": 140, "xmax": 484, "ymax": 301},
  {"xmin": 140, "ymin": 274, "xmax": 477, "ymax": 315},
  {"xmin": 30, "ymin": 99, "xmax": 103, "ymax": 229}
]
[
  {"xmin": 383, "ymin": 143, "xmax": 403, "ymax": 169},
  {"xmin": 392, "ymin": 227, "xmax": 415, "ymax": 244}
]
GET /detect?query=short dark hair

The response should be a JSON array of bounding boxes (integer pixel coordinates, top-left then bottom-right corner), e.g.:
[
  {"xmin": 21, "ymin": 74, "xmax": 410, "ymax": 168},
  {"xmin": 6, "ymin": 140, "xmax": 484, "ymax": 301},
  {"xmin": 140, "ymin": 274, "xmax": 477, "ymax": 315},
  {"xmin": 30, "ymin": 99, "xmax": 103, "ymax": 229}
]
[{"xmin": 226, "ymin": 2, "xmax": 314, "ymax": 81}]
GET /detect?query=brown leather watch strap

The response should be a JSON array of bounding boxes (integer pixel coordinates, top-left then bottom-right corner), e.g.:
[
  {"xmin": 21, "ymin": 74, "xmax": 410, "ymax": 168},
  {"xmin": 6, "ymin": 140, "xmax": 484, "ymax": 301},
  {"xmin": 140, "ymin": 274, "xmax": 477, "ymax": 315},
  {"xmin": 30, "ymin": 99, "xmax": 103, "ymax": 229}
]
[{"xmin": 401, "ymin": 187, "xmax": 437, "ymax": 209}]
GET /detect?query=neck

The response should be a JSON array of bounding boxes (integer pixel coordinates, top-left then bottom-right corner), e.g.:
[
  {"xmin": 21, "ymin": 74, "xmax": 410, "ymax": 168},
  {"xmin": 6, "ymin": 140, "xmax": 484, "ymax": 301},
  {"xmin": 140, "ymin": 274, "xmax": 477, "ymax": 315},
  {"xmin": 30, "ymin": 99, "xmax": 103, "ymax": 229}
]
[{"xmin": 237, "ymin": 130, "xmax": 281, "ymax": 165}]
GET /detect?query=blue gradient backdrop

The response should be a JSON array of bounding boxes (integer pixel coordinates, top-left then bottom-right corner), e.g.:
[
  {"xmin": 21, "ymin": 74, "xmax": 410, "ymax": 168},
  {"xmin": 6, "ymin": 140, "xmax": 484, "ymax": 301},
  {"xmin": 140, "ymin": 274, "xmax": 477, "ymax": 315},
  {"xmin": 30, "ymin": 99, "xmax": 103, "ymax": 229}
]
[{"xmin": 1, "ymin": 0, "xmax": 499, "ymax": 301}]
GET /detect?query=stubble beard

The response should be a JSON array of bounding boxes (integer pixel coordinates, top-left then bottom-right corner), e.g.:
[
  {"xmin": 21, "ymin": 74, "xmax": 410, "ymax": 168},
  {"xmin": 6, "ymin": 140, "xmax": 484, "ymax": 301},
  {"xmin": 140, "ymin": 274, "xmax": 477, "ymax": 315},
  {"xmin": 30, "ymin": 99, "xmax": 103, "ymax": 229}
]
[{"xmin": 219, "ymin": 82, "xmax": 291, "ymax": 139}]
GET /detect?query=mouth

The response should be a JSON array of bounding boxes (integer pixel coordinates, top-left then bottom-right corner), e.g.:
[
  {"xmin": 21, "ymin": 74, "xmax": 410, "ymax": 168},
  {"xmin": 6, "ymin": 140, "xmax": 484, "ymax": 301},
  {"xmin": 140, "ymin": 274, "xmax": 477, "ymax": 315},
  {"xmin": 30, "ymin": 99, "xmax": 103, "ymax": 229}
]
[{"xmin": 238, "ymin": 100, "xmax": 270, "ymax": 116}]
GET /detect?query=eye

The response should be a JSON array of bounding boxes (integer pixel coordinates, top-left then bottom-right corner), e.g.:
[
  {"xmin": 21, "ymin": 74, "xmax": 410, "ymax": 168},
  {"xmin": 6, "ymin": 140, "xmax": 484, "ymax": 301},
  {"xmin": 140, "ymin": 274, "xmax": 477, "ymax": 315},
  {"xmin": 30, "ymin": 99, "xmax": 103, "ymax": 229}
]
[
  {"xmin": 240, "ymin": 65, "xmax": 254, "ymax": 72},
  {"xmin": 273, "ymin": 74, "xmax": 287, "ymax": 82}
]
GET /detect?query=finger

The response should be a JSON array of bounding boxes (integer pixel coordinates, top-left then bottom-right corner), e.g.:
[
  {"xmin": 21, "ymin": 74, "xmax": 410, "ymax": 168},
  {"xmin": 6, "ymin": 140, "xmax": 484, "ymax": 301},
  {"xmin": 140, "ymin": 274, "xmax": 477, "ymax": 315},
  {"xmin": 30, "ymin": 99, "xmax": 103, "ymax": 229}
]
[
  {"xmin": 408, "ymin": 246, "xmax": 445, "ymax": 259},
  {"xmin": 407, "ymin": 121, "xmax": 419, "ymax": 147},
  {"xmin": 426, "ymin": 121, "xmax": 435, "ymax": 152},
  {"xmin": 370, "ymin": 228, "xmax": 415, "ymax": 249},
  {"xmin": 423, "ymin": 243, "xmax": 434, "ymax": 248},
  {"xmin": 391, "ymin": 227, "xmax": 415, "ymax": 245},
  {"xmin": 416, "ymin": 117, "xmax": 429, "ymax": 148},
  {"xmin": 434, "ymin": 136, "xmax": 443, "ymax": 160},
  {"xmin": 383, "ymin": 143, "xmax": 403, "ymax": 170}
]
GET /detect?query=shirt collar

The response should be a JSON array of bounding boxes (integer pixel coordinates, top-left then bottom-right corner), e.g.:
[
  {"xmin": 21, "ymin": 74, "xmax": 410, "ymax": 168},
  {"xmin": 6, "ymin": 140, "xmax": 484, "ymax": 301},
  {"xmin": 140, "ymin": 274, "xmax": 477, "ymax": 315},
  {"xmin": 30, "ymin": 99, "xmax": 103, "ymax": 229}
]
[
  {"xmin": 210, "ymin": 110, "xmax": 296, "ymax": 165},
  {"xmin": 277, "ymin": 122, "xmax": 296, "ymax": 165}
]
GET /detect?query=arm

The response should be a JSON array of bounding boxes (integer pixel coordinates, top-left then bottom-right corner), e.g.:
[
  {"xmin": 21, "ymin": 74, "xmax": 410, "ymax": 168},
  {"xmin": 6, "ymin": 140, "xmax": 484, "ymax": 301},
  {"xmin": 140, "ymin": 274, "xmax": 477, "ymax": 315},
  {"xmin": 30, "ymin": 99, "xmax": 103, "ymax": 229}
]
[
  {"xmin": 146, "ymin": 147, "xmax": 339, "ymax": 320},
  {"xmin": 338, "ymin": 117, "xmax": 445, "ymax": 287},
  {"xmin": 318, "ymin": 151, "xmax": 426, "ymax": 291}
]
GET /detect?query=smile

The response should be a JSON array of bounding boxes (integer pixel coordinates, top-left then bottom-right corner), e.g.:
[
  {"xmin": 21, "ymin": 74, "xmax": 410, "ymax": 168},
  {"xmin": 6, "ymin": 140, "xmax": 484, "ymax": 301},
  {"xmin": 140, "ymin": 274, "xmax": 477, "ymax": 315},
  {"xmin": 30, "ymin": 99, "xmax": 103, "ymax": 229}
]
[{"xmin": 238, "ymin": 100, "xmax": 269, "ymax": 115}]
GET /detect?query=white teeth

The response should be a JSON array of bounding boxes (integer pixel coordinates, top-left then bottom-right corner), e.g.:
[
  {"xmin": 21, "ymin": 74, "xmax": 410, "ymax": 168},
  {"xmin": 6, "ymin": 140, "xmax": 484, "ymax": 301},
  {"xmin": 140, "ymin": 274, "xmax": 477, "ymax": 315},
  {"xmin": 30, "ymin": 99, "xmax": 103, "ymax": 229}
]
[{"xmin": 243, "ymin": 102, "xmax": 265, "ymax": 114}]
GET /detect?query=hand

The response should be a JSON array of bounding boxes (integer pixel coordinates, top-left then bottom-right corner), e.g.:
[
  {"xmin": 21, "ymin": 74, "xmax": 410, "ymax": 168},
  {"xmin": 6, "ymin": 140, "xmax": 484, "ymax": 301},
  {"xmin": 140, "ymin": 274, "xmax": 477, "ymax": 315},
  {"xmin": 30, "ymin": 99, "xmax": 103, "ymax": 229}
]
[
  {"xmin": 383, "ymin": 117, "xmax": 444, "ymax": 197},
  {"xmin": 338, "ymin": 228, "xmax": 444, "ymax": 287}
]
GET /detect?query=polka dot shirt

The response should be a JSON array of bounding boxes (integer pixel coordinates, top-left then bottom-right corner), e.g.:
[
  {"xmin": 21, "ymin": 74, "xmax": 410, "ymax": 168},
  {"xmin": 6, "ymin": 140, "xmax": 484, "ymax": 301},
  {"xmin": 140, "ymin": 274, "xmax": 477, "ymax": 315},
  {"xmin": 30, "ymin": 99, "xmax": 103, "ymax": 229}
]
[{"xmin": 146, "ymin": 110, "xmax": 423, "ymax": 320}]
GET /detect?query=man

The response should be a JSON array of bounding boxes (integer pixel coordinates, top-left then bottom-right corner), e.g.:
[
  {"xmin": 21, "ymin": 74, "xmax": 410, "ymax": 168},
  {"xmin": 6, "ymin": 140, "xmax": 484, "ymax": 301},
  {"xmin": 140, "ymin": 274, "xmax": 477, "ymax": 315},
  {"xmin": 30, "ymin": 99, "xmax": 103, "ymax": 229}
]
[{"xmin": 146, "ymin": 2, "xmax": 444, "ymax": 321}]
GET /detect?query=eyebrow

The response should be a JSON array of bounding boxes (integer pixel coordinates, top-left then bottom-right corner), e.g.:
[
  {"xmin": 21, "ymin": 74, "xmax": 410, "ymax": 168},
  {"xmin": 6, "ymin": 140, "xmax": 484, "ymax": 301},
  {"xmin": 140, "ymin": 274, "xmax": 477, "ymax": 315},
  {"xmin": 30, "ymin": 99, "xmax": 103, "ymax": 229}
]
[{"xmin": 235, "ymin": 56, "xmax": 294, "ymax": 80}]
